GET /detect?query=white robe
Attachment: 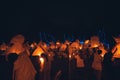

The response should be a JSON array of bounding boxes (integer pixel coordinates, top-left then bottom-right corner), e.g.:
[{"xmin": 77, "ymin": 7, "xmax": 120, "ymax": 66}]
[{"xmin": 13, "ymin": 52, "xmax": 36, "ymax": 80}]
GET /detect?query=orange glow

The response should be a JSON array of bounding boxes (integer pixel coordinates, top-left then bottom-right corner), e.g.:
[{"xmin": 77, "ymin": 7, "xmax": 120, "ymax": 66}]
[
  {"xmin": 40, "ymin": 57, "xmax": 44, "ymax": 63},
  {"xmin": 59, "ymin": 44, "xmax": 67, "ymax": 51},
  {"xmin": 71, "ymin": 42, "xmax": 79, "ymax": 50},
  {"xmin": 112, "ymin": 43, "xmax": 120, "ymax": 58},
  {"xmin": 79, "ymin": 45, "xmax": 83, "ymax": 50},
  {"xmin": 69, "ymin": 55, "xmax": 72, "ymax": 59},
  {"xmin": 56, "ymin": 42, "xmax": 60, "ymax": 45},
  {"xmin": 6, "ymin": 44, "xmax": 24, "ymax": 55},
  {"xmin": 48, "ymin": 54, "xmax": 51, "ymax": 56},
  {"xmin": 99, "ymin": 44, "xmax": 107, "ymax": 57},
  {"xmin": 50, "ymin": 45, "xmax": 56, "ymax": 50},
  {"xmin": 32, "ymin": 46, "xmax": 44, "ymax": 56},
  {"xmin": 93, "ymin": 44, "xmax": 99, "ymax": 48},
  {"xmin": 30, "ymin": 44, "xmax": 34, "ymax": 48},
  {"xmin": 43, "ymin": 44, "xmax": 47, "ymax": 48},
  {"xmin": 113, "ymin": 37, "xmax": 120, "ymax": 43},
  {"xmin": 64, "ymin": 40, "xmax": 71, "ymax": 45},
  {"xmin": 90, "ymin": 36, "xmax": 100, "ymax": 48},
  {"xmin": 101, "ymin": 54, "xmax": 104, "ymax": 57},
  {"xmin": 39, "ymin": 57, "xmax": 44, "ymax": 71},
  {"xmin": 84, "ymin": 40, "xmax": 89, "ymax": 44}
]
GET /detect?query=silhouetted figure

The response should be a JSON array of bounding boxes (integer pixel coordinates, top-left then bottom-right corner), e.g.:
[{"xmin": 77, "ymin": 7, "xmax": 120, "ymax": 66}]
[
  {"xmin": 7, "ymin": 53, "xmax": 18, "ymax": 80},
  {"xmin": 92, "ymin": 49, "xmax": 103, "ymax": 80},
  {"xmin": 84, "ymin": 48, "xmax": 94, "ymax": 80},
  {"xmin": 0, "ymin": 52, "xmax": 17, "ymax": 80},
  {"xmin": 30, "ymin": 56, "xmax": 40, "ymax": 80},
  {"xmin": 74, "ymin": 53, "xmax": 85, "ymax": 80},
  {"xmin": 102, "ymin": 50, "xmax": 113, "ymax": 80}
]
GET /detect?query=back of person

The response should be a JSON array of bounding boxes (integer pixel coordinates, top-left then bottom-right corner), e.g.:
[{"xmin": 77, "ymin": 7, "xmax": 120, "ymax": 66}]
[
  {"xmin": 92, "ymin": 50, "xmax": 102, "ymax": 80},
  {"xmin": 75, "ymin": 54, "xmax": 84, "ymax": 68},
  {"xmin": 13, "ymin": 52, "xmax": 36, "ymax": 80}
]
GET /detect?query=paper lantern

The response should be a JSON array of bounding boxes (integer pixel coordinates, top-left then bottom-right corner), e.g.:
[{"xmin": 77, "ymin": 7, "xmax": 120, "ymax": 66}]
[
  {"xmin": 39, "ymin": 57, "xmax": 44, "ymax": 71},
  {"xmin": 32, "ymin": 46, "xmax": 44, "ymax": 56},
  {"xmin": 84, "ymin": 40, "xmax": 90, "ymax": 44}
]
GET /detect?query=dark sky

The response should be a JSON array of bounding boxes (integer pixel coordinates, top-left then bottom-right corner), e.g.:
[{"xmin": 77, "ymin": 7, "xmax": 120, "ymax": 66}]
[{"xmin": 0, "ymin": 0, "xmax": 120, "ymax": 42}]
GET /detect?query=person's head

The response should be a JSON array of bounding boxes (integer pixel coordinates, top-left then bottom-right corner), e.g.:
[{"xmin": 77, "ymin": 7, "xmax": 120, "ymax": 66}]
[
  {"xmin": 41, "ymin": 53, "xmax": 48, "ymax": 61},
  {"xmin": 97, "ymin": 50, "xmax": 102, "ymax": 55},
  {"xmin": 92, "ymin": 48, "xmax": 97, "ymax": 53}
]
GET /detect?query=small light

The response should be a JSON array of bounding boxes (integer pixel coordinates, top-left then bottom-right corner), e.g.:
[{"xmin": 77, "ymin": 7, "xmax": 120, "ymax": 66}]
[
  {"xmin": 69, "ymin": 55, "xmax": 71, "ymax": 58},
  {"xmin": 40, "ymin": 57, "xmax": 44, "ymax": 63}
]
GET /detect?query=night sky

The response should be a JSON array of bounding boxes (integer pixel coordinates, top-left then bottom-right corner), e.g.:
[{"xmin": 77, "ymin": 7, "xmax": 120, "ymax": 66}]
[{"xmin": 1, "ymin": 1, "xmax": 120, "ymax": 42}]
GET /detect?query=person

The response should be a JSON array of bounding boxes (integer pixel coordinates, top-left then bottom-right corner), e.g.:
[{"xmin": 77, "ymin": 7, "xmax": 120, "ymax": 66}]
[
  {"xmin": 13, "ymin": 51, "xmax": 37, "ymax": 80},
  {"xmin": 102, "ymin": 50, "xmax": 113, "ymax": 80},
  {"xmin": 74, "ymin": 52, "xmax": 85, "ymax": 80},
  {"xmin": 92, "ymin": 49, "xmax": 103, "ymax": 80},
  {"xmin": 6, "ymin": 34, "xmax": 37, "ymax": 80},
  {"xmin": 7, "ymin": 53, "xmax": 19, "ymax": 80}
]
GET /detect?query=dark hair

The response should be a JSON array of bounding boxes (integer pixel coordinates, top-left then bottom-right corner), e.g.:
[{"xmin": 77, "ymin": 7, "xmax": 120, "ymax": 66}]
[
  {"xmin": 7, "ymin": 53, "xmax": 18, "ymax": 63},
  {"xmin": 92, "ymin": 48, "xmax": 97, "ymax": 53},
  {"xmin": 41, "ymin": 53, "xmax": 48, "ymax": 61},
  {"xmin": 97, "ymin": 50, "xmax": 102, "ymax": 54}
]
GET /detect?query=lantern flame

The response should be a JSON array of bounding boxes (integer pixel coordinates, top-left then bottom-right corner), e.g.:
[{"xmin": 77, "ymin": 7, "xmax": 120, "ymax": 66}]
[
  {"xmin": 40, "ymin": 57, "xmax": 44, "ymax": 63},
  {"xmin": 84, "ymin": 40, "xmax": 89, "ymax": 44},
  {"xmin": 69, "ymin": 55, "xmax": 71, "ymax": 58},
  {"xmin": 39, "ymin": 57, "xmax": 44, "ymax": 71},
  {"xmin": 32, "ymin": 46, "xmax": 44, "ymax": 56},
  {"xmin": 93, "ymin": 44, "xmax": 99, "ymax": 48},
  {"xmin": 79, "ymin": 45, "xmax": 83, "ymax": 50}
]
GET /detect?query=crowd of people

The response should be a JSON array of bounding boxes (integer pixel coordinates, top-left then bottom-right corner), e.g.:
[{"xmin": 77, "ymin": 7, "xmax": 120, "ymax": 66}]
[{"xmin": 0, "ymin": 34, "xmax": 120, "ymax": 80}]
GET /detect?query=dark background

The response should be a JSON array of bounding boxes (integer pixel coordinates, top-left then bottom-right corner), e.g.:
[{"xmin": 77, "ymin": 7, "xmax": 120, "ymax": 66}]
[{"xmin": 0, "ymin": 0, "xmax": 120, "ymax": 43}]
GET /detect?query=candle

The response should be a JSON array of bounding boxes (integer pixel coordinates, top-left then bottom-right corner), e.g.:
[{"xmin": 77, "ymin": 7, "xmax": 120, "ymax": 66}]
[{"xmin": 39, "ymin": 57, "xmax": 44, "ymax": 71}]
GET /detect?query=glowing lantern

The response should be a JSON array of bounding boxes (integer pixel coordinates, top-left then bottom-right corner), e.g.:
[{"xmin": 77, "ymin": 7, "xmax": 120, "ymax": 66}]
[
  {"xmin": 69, "ymin": 54, "xmax": 72, "ymax": 59},
  {"xmin": 39, "ymin": 57, "xmax": 44, "ymax": 71},
  {"xmin": 30, "ymin": 42, "xmax": 37, "ymax": 48},
  {"xmin": 30, "ymin": 44, "xmax": 34, "ymax": 48},
  {"xmin": 83, "ymin": 40, "xmax": 90, "ymax": 49},
  {"xmin": 56, "ymin": 41, "xmax": 61, "ymax": 49},
  {"xmin": 79, "ymin": 44, "xmax": 83, "ymax": 50},
  {"xmin": 99, "ymin": 43, "xmax": 107, "ymax": 57},
  {"xmin": 43, "ymin": 44, "xmax": 47, "ymax": 49},
  {"xmin": 93, "ymin": 44, "xmax": 99, "ymax": 48},
  {"xmin": 56, "ymin": 41, "xmax": 60, "ymax": 45},
  {"xmin": 84, "ymin": 40, "xmax": 89, "ymax": 44},
  {"xmin": 32, "ymin": 46, "xmax": 44, "ymax": 56}
]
